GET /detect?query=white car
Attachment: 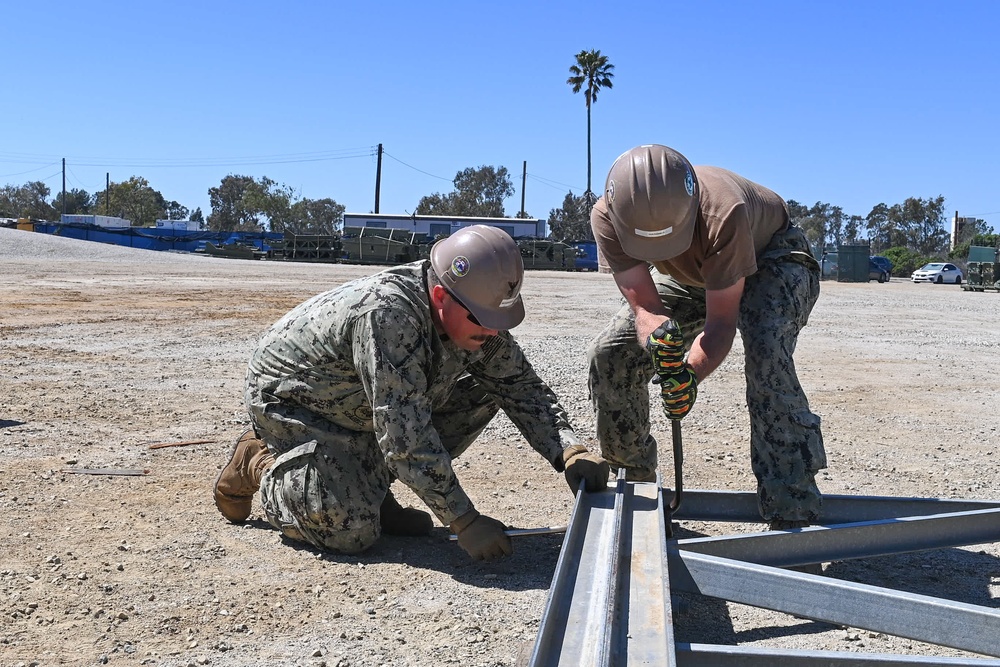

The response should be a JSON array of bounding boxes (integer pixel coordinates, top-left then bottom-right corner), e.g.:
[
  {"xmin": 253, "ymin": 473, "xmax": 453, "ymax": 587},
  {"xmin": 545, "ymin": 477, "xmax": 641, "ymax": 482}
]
[{"xmin": 911, "ymin": 262, "xmax": 963, "ymax": 284}]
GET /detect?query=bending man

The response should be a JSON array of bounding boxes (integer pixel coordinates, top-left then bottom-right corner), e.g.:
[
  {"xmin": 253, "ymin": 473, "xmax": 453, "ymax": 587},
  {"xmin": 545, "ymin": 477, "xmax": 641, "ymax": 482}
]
[{"xmin": 588, "ymin": 144, "xmax": 825, "ymax": 528}]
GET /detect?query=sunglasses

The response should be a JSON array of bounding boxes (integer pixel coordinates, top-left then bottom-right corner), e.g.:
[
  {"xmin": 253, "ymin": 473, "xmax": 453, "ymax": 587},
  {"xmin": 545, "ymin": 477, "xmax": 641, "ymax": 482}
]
[{"xmin": 446, "ymin": 290, "xmax": 483, "ymax": 326}]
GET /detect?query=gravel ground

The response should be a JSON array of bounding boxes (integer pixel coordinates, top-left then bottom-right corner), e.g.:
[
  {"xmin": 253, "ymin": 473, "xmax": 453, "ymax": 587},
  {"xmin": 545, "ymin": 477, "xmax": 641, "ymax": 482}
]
[{"xmin": 2, "ymin": 227, "xmax": 1000, "ymax": 666}]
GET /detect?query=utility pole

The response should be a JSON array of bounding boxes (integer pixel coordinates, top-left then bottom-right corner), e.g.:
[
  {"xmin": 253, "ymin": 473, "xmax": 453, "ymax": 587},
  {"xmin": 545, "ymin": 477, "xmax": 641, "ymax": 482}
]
[
  {"xmin": 61, "ymin": 158, "xmax": 66, "ymax": 217},
  {"xmin": 374, "ymin": 143, "xmax": 383, "ymax": 213},
  {"xmin": 520, "ymin": 161, "xmax": 527, "ymax": 219},
  {"xmin": 106, "ymin": 173, "xmax": 110, "ymax": 215}
]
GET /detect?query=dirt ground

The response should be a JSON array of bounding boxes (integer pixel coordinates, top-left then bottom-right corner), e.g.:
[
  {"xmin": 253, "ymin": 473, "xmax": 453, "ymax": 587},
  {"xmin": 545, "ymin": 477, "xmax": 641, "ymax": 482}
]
[{"xmin": 2, "ymin": 227, "xmax": 1000, "ymax": 666}]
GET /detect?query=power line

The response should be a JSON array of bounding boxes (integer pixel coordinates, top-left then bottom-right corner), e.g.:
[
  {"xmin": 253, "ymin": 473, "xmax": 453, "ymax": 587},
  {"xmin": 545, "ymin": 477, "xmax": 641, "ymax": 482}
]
[
  {"xmin": 382, "ymin": 152, "xmax": 586, "ymax": 196},
  {"xmin": 37, "ymin": 170, "xmax": 64, "ymax": 184},
  {"xmin": 0, "ymin": 147, "xmax": 376, "ymax": 169},
  {"xmin": 65, "ymin": 166, "xmax": 110, "ymax": 195},
  {"xmin": 4, "ymin": 147, "xmax": 591, "ymax": 215},
  {"xmin": 526, "ymin": 173, "xmax": 585, "ymax": 193},
  {"xmin": 0, "ymin": 162, "xmax": 61, "ymax": 179},
  {"xmin": 2, "ymin": 147, "xmax": 584, "ymax": 194},
  {"xmin": 381, "ymin": 152, "xmax": 453, "ymax": 182}
]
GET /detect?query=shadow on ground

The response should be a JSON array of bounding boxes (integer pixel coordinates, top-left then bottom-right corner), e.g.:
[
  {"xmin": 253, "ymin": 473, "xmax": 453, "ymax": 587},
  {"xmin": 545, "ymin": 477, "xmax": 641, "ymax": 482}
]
[{"xmin": 238, "ymin": 518, "xmax": 563, "ymax": 592}]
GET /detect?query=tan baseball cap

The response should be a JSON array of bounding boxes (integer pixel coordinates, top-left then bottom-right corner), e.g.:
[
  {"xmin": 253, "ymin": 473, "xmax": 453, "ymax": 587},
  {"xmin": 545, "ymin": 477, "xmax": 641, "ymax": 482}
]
[
  {"xmin": 604, "ymin": 144, "xmax": 699, "ymax": 261},
  {"xmin": 430, "ymin": 225, "xmax": 525, "ymax": 330}
]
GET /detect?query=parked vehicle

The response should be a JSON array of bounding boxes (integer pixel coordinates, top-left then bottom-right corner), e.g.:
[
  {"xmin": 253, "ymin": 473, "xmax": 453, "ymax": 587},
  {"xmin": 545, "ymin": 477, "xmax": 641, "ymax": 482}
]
[
  {"xmin": 820, "ymin": 252, "xmax": 838, "ymax": 278},
  {"xmin": 870, "ymin": 255, "xmax": 893, "ymax": 276},
  {"xmin": 911, "ymin": 262, "xmax": 963, "ymax": 284},
  {"xmin": 869, "ymin": 260, "xmax": 889, "ymax": 283}
]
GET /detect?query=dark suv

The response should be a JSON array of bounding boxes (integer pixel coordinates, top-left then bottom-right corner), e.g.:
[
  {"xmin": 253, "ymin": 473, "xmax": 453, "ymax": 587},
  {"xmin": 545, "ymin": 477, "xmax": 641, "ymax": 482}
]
[
  {"xmin": 868, "ymin": 259, "xmax": 890, "ymax": 283},
  {"xmin": 870, "ymin": 256, "xmax": 893, "ymax": 277}
]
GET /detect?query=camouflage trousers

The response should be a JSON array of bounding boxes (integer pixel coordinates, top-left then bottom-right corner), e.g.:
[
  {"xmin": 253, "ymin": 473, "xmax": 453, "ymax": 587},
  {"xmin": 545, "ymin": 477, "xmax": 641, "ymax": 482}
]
[
  {"xmin": 250, "ymin": 375, "xmax": 499, "ymax": 554},
  {"xmin": 587, "ymin": 225, "xmax": 826, "ymax": 522}
]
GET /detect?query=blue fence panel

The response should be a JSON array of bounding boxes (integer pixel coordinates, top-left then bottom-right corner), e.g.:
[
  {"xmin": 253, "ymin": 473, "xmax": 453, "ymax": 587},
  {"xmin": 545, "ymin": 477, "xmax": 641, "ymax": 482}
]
[
  {"xmin": 572, "ymin": 241, "xmax": 599, "ymax": 271},
  {"xmin": 31, "ymin": 224, "xmax": 284, "ymax": 253}
]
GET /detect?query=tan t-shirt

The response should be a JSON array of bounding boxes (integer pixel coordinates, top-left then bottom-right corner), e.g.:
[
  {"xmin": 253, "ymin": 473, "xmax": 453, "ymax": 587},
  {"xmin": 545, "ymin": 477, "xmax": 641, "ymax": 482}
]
[{"xmin": 592, "ymin": 165, "xmax": 789, "ymax": 290}]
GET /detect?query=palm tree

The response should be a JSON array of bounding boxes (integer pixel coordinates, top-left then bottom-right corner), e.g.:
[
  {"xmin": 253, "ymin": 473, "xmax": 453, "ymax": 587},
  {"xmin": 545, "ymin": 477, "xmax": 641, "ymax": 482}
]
[{"xmin": 567, "ymin": 49, "xmax": 615, "ymax": 205}]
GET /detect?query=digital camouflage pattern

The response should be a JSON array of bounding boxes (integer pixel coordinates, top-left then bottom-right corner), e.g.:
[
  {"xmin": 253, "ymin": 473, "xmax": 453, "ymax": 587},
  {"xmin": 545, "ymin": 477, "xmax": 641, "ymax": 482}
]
[
  {"xmin": 587, "ymin": 225, "xmax": 826, "ymax": 521},
  {"xmin": 246, "ymin": 262, "xmax": 577, "ymax": 554}
]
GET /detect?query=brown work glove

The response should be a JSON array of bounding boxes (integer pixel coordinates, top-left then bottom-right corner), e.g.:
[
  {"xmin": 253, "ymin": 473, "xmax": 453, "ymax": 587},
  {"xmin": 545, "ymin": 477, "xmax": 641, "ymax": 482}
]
[
  {"xmin": 562, "ymin": 445, "xmax": 610, "ymax": 493},
  {"xmin": 450, "ymin": 510, "xmax": 512, "ymax": 561}
]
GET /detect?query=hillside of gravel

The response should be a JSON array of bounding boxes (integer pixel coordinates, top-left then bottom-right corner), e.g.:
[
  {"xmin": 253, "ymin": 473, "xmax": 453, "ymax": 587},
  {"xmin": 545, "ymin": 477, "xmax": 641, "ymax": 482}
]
[{"xmin": 2, "ymin": 227, "xmax": 999, "ymax": 666}]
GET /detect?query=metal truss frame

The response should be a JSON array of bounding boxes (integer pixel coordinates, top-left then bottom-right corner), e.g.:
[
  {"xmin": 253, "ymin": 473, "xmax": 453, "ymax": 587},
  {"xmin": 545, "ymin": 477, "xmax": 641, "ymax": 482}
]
[{"xmin": 528, "ymin": 480, "xmax": 1000, "ymax": 666}]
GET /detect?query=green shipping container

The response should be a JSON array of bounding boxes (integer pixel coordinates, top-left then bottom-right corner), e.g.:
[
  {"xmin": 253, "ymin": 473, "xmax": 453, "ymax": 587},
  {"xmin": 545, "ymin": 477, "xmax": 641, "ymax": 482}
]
[
  {"xmin": 837, "ymin": 244, "xmax": 870, "ymax": 282},
  {"xmin": 968, "ymin": 245, "xmax": 998, "ymax": 263}
]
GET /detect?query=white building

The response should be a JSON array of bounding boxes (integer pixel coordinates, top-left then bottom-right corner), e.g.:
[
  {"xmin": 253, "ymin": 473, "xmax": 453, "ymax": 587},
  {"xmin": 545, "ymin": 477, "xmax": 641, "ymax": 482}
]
[
  {"xmin": 156, "ymin": 219, "xmax": 202, "ymax": 231},
  {"xmin": 61, "ymin": 214, "xmax": 132, "ymax": 228},
  {"xmin": 342, "ymin": 213, "xmax": 546, "ymax": 239}
]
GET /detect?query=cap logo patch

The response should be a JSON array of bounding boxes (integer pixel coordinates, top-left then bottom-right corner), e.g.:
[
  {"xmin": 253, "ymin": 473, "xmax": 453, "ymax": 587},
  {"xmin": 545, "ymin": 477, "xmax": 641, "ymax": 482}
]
[
  {"xmin": 684, "ymin": 168, "xmax": 695, "ymax": 196},
  {"xmin": 450, "ymin": 256, "xmax": 470, "ymax": 277},
  {"xmin": 607, "ymin": 179, "xmax": 616, "ymax": 202}
]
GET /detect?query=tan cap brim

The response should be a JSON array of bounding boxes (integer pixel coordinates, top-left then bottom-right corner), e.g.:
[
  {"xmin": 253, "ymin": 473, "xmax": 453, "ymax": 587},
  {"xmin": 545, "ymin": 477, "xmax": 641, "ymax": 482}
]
[
  {"xmin": 465, "ymin": 293, "xmax": 525, "ymax": 331},
  {"xmin": 615, "ymin": 212, "xmax": 696, "ymax": 262}
]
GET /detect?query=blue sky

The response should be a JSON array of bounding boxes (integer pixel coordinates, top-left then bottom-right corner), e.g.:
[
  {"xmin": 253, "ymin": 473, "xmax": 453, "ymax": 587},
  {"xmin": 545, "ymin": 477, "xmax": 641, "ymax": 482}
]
[{"xmin": 4, "ymin": 1, "xmax": 999, "ymax": 231}]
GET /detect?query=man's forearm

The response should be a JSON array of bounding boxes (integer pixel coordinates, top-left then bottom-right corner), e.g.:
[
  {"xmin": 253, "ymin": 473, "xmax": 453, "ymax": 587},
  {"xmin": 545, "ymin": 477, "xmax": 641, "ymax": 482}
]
[{"xmin": 686, "ymin": 327, "xmax": 735, "ymax": 381}]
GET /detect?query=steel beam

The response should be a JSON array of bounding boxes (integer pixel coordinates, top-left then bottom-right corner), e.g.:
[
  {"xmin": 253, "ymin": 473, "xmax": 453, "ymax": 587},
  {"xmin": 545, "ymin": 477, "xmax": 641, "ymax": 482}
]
[
  {"xmin": 670, "ymin": 550, "xmax": 1000, "ymax": 657},
  {"xmin": 678, "ymin": 509, "xmax": 1000, "ymax": 567},
  {"xmin": 529, "ymin": 475, "xmax": 675, "ymax": 666},
  {"xmin": 677, "ymin": 644, "xmax": 1000, "ymax": 666},
  {"xmin": 670, "ymin": 490, "xmax": 1000, "ymax": 524}
]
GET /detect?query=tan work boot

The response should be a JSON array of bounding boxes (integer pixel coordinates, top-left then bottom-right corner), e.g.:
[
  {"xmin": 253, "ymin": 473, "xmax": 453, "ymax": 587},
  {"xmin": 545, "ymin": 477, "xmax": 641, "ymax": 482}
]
[{"xmin": 214, "ymin": 429, "xmax": 275, "ymax": 523}]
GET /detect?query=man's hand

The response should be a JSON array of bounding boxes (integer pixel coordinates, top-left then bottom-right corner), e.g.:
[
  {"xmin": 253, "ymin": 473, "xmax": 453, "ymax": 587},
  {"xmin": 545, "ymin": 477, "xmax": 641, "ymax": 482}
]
[
  {"xmin": 562, "ymin": 445, "xmax": 610, "ymax": 493},
  {"xmin": 646, "ymin": 320, "xmax": 686, "ymax": 376},
  {"xmin": 655, "ymin": 366, "xmax": 698, "ymax": 420},
  {"xmin": 647, "ymin": 320, "xmax": 699, "ymax": 420},
  {"xmin": 450, "ymin": 510, "xmax": 512, "ymax": 561}
]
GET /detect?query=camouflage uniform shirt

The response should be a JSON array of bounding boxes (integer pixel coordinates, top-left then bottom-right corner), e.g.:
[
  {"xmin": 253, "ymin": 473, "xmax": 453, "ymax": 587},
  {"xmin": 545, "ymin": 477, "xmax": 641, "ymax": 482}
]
[{"xmin": 245, "ymin": 261, "xmax": 574, "ymax": 524}]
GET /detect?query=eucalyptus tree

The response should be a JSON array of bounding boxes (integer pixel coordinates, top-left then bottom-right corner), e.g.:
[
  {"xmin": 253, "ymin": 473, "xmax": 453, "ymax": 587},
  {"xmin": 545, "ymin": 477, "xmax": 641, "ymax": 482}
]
[
  {"xmin": 548, "ymin": 191, "xmax": 593, "ymax": 241},
  {"xmin": 415, "ymin": 165, "xmax": 514, "ymax": 218},
  {"xmin": 287, "ymin": 197, "xmax": 345, "ymax": 235},
  {"xmin": 94, "ymin": 177, "xmax": 164, "ymax": 226},
  {"xmin": 567, "ymin": 49, "xmax": 615, "ymax": 204},
  {"xmin": 52, "ymin": 188, "xmax": 94, "ymax": 216},
  {"xmin": 0, "ymin": 181, "xmax": 58, "ymax": 220},
  {"xmin": 207, "ymin": 175, "xmax": 293, "ymax": 232}
]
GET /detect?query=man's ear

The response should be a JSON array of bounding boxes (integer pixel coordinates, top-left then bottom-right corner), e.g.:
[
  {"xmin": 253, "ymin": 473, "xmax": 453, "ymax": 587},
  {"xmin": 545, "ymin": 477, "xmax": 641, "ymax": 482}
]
[{"xmin": 429, "ymin": 284, "xmax": 449, "ymax": 309}]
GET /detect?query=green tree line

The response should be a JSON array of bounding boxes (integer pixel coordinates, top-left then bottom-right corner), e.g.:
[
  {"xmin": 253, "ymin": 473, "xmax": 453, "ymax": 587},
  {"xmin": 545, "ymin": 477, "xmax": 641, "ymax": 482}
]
[
  {"xmin": 0, "ymin": 165, "xmax": 521, "ymax": 235},
  {"xmin": 788, "ymin": 197, "xmax": 994, "ymax": 276},
  {"xmin": 2, "ymin": 172, "xmax": 992, "ymax": 269}
]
